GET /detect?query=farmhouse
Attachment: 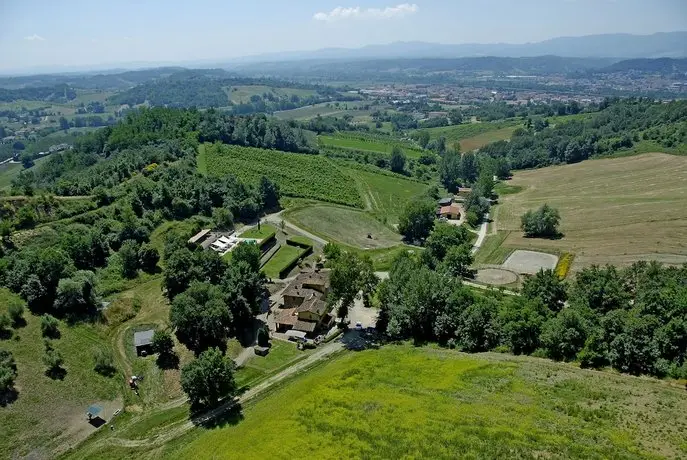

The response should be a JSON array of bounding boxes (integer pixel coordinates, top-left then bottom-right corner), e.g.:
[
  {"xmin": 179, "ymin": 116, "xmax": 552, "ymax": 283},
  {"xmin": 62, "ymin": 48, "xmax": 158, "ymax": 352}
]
[
  {"xmin": 438, "ymin": 197, "xmax": 454, "ymax": 207},
  {"xmin": 438, "ymin": 203, "xmax": 462, "ymax": 220},
  {"xmin": 133, "ymin": 329, "xmax": 155, "ymax": 357},
  {"xmin": 274, "ymin": 270, "xmax": 333, "ymax": 336}
]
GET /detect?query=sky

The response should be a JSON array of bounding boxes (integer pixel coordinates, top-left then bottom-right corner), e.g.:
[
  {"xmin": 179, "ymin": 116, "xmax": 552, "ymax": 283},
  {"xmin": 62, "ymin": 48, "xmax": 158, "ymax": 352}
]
[{"xmin": 0, "ymin": 0, "xmax": 685, "ymax": 73}]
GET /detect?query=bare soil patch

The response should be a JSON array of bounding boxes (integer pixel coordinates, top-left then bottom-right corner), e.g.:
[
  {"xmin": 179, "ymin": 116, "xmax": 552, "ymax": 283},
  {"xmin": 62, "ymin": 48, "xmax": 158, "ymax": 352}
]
[
  {"xmin": 475, "ymin": 268, "xmax": 518, "ymax": 285},
  {"xmin": 503, "ymin": 250, "xmax": 558, "ymax": 275}
]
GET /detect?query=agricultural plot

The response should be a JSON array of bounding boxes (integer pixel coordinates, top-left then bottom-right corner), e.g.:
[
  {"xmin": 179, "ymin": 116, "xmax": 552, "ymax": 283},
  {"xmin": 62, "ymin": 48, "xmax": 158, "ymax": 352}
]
[
  {"xmin": 419, "ymin": 121, "xmax": 519, "ymax": 150},
  {"xmin": 201, "ymin": 143, "xmax": 363, "ymax": 207},
  {"xmin": 274, "ymin": 101, "xmax": 368, "ymax": 121},
  {"xmin": 170, "ymin": 344, "xmax": 687, "ymax": 459},
  {"xmin": 496, "ymin": 152, "xmax": 687, "ymax": 269},
  {"xmin": 319, "ymin": 132, "xmax": 424, "ymax": 159},
  {"xmin": 226, "ymin": 85, "xmax": 317, "ymax": 104},
  {"xmin": 0, "ymin": 162, "xmax": 21, "ymax": 190},
  {"xmin": 285, "ymin": 205, "xmax": 401, "ymax": 249},
  {"xmin": 342, "ymin": 166, "xmax": 429, "ymax": 225}
]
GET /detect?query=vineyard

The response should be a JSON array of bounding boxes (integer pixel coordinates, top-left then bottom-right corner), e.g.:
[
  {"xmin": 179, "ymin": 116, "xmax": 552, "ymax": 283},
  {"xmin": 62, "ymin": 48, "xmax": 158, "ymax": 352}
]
[
  {"xmin": 202, "ymin": 143, "xmax": 363, "ymax": 208},
  {"xmin": 319, "ymin": 132, "xmax": 424, "ymax": 159}
]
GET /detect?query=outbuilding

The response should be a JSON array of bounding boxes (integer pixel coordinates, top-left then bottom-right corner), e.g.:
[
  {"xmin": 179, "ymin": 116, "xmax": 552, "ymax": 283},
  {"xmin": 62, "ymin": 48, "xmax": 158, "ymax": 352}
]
[{"xmin": 133, "ymin": 329, "xmax": 155, "ymax": 357}]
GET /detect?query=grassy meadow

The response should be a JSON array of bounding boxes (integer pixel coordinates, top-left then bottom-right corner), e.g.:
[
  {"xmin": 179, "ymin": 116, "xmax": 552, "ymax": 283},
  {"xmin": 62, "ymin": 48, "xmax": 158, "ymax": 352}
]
[
  {"xmin": 420, "ymin": 120, "xmax": 519, "ymax": 151},
  {"xmin": 319, "ymin": 132, "xmax": 424, "ymax": 159},
  {"xmin": 496, "ymin": 152, "xmax": 687, "ymax": 269},
  {"xmin": 285, "ymin": 205, "xmax": 401, "ymax": 249},
  {"xmin": 226, "ymin": 85, "xmax": 316, "ymax": 104},
  {"xmin": 159, "ymin": 344, "xmax": 687, "ymax": 459},
  {"xmin": 342, "ymin": 166, "xmax": 428, "ymax": 225},
  {"xmin": 0, "ymin": 289, "xmax": 121, "ymax": 459},
  {"xmin": 274, "ymin": 101, "xmax": 368, "ymax": 121}
]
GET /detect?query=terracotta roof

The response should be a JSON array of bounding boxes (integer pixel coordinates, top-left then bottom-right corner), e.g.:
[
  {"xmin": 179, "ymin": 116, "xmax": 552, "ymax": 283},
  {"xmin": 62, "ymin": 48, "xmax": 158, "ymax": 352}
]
[
  {"xmin": 274, "ymin": 308, "xmax": 297, "ymax": 326},
  {"xmin": 439, "ymin": 203, "xmax": 462, "ymax": 215},
  {"xmin": 282, "ymin": 286, "xmax": 320, "ymax": 300},
  {"xmin": 293, "ymin": 320, "xmax": 317, "ymax": 333},
  {"xmin": 296, "ymin": 296, "xmax": 328, "ymax": 316}
]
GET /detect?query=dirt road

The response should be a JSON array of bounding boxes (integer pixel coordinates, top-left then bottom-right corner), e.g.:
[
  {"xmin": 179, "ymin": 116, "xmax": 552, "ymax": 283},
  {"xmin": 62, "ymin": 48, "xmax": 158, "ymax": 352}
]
[
  {"xmin": 471, "ymin": 213, "xmax": 489, "ymax": 255},
  {"xmin": 102, "ymin": 339, "xmax": 345, "ymax": 449}
]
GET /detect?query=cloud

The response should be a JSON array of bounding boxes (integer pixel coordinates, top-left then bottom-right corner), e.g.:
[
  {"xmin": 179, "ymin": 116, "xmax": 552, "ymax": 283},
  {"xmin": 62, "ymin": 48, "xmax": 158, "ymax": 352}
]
[
  {"xmin": 313, "ymin": 3, "xmax": 419, "ymax": 22},
  {"xmin": 24, "ymin": 34, "xmax": 45, "ymax": 41}
]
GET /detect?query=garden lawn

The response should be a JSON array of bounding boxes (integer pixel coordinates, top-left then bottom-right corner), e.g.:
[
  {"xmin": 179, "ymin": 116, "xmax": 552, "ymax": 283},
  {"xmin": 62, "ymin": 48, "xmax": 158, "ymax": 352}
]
[
  {"xmin": 239, "ymin": 224, "xmax": 277, "ymax": 241},
  {"xmin": 262, "ymin": 244, "xmax": 306, "ymax": 279},
  {"xmin": 170, "ymin": 344, "xmax": 687, "ymax": 459}
]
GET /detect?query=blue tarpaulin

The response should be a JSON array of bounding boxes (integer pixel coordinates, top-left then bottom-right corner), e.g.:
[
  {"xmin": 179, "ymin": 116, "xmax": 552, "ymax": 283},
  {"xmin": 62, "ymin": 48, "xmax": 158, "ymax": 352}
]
[{"xmin": 87, "ymin": 404, "xmax": 103, "ymax": 417}]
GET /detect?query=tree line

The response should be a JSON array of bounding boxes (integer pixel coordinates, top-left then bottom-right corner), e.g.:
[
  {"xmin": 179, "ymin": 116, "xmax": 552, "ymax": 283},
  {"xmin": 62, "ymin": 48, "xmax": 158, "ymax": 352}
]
[{"xmin": 377, "ymin": 250, "xmax": 687, "ymax": 379}]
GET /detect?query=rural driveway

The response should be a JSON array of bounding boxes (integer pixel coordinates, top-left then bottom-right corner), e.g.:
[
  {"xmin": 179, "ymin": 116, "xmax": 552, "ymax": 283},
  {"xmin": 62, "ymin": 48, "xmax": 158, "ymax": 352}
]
[
  {"xmin": 104, "ymin": 339, "xmax": 345, "ymax": 449},
  {"xmin": 471, "ymin": 213, "xmax": 489, "ymax": 255},
  {"xmin": 262, "ymin": 212, "xmax": 328, "ymax": 246}
]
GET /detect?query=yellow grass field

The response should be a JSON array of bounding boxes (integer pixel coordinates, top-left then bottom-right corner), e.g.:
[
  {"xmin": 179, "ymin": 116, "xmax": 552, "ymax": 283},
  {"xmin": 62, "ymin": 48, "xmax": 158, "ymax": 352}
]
[{"xmin": 496, "ymin": 153, "xmax": 687, "ymax": 270}]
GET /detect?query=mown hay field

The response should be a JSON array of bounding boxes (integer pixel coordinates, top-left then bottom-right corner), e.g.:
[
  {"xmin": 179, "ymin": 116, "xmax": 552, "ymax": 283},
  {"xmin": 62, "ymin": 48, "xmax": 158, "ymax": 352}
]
[
  {"xmin": 166, "ymin": 344, "xmax": 687, "ymax": 459},
  {"xmin": 285, "ymin": 204, "xmax": 401, "ymax": 249},
  {"xmin": 496, "ymin": 153, "xmax": 687, "ymax": 269}
]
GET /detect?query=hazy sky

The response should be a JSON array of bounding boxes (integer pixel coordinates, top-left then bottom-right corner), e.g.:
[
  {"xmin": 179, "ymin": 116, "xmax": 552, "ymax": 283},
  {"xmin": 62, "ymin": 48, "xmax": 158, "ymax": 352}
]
[{"xmin": 0, "ymin": 0, "xmax": 685, "ymax": 72}]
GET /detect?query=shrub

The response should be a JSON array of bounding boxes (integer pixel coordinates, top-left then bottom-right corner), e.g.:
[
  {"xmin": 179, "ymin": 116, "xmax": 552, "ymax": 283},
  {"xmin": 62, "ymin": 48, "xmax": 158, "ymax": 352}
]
[
  {"xmin": 0, "ymin": 314, "xmax": 10, "ymax": 338},
  {"xmin": 93, "ymin": 348, "xmax": 116, "ymax": 377},
  {"xmin": 152, "ymin": 329, "xmax": 174, "ymax": 355},
  {"xmin": 521, "ymin": 204, "xmax": 561, "ymax": 238},
  {"xmin": 257, "ymin": 327, "xmax": 269, "ymax": 347},
  {"xmin": 43, "ymin": 345, "xmax": 65, "ymax": 379},
  {"xmin": 0, "ymin": 350, "xmax": 18, "ymax": 393},
  {"xmin": 7, "ymin": 303, "xmax": 24, "ymax": 327},
  {"xmin": 466, "ymin": 211, "xmax": 480, "ymax": 228},
  {"xmin": 40, "ymin": 314, "xmax": 60, "ymax": 338},
  {"xmin": 138, "ymin": 243, "xmax": 160, "ymax": 273}
]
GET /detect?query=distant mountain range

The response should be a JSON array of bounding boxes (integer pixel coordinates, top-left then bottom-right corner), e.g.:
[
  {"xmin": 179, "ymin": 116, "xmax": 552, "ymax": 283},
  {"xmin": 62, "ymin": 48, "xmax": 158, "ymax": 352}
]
[{"xmin": 229, "ymin": 32, "xmax": 687, "ymax": 64}]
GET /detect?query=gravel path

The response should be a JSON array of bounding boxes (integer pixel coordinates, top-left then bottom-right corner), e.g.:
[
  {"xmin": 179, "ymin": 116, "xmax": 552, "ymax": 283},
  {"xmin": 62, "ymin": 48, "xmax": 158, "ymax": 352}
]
[{"xmin": 471, "ymin": 213, "xmax": 490, "ymax": 255}]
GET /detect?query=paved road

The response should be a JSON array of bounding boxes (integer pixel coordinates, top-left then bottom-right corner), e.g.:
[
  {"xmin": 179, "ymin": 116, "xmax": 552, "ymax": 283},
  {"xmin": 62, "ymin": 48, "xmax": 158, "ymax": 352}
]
[{"xmin": 471, "ymin": 213, "xmax": 489, "ymax": 255}]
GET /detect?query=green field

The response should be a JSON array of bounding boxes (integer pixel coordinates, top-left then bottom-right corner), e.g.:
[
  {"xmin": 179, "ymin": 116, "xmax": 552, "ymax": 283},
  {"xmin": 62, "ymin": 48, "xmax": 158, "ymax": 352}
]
[
  {"xmin": 274, "ymin": 101, "xmax": 368, "ymax": 121},
  {"xmin": 201, "ymin": 143, "xmax": 363, "ymax": 208},
  {"xmin": 420, "ymin": 121, "xmax": 519, "ymax": 151},
  {"xmin": 226, "ymin": 85, "xmax": 317, "ymax": 104},
  {"xmin": 0, "ymin": 162, "xmax": 21, "ymax": 189},
  {"xmin": 343, "ymin": 166, "xmax": 428, "ymax": 225},
  {"xmin": 167, "ymin": 344, "xmax": 687, "ymax": 459},
  {"xmin": 0, "ymin": 289, "xmax": 121, "ymax": 459},
  {"xmin": 239, "ymin": 223, "xmax": 277, "ymax": 241},
  {"xmin": 235, "ymin": 340, "xmax": 306, "ymax": 388},
  {"xmin": 319, "ymin": 132, "xmax": 424, "ymax": 159},
  {"xmin": 285, "ymin": 205, "xmax": 401, "ymax": 249},
  {"xmin": 261, "ymin": 244, "xmax": 307, "ymax": 279}
]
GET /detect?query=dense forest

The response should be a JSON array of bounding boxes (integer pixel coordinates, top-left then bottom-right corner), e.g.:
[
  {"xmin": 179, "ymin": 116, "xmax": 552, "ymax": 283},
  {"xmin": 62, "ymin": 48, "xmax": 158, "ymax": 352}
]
[{"xmin": 0, "ymin": 84, "xmax": 77, "ymax": 102}]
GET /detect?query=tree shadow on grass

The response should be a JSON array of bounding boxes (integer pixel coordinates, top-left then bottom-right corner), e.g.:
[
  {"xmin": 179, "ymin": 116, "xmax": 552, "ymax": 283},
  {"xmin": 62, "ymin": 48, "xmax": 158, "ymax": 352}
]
[
  {"xmin": 524, "ymin": 232, "xmax": 565, "ymax": 241},
  {"xmin": 195, "ymin": 404, "xmax": 244, "ymax": 429},
  {"xmin": 341, "ymin": 329, "xmax": 381, "ymax": 351},
  {"xmin": 0, "ymin": 329, "xmax": 12, "ymax": 341},
  {"xmin": 11, "ymin": 317, "xmax": 27, "ymax": 329},
  {"xmin": 45, "ymin": 366, "xmax": 67, "ymax": 380},
  {"xmin": 156, "ymin": 352, "xmax": 180, "ymax": 370},
  {"xmin": 0, "ymin": 388, "xmax": 19, "ymax": 407}
]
